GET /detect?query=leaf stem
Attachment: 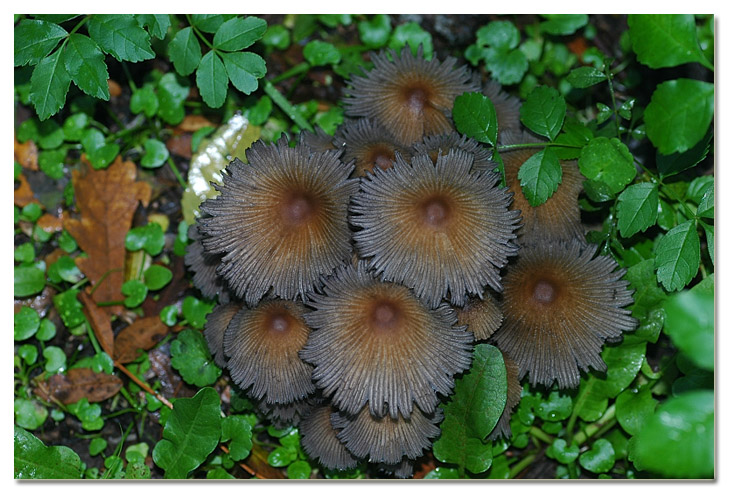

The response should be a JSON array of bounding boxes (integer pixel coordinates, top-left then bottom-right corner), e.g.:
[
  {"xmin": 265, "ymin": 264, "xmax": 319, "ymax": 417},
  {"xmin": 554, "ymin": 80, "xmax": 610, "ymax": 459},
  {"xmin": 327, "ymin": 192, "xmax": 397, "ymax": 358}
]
[
  {"xmin": 572, "ymin": 403, "xmax": 616, "ymax": 446},
  {"xmin": 495, "ymin": 142, "xmax": 582, "ymax": 153},
  {"xmin": 605, "ymin": 60, "xmax": 622, "ymax": 140},
  {"xmin": 529, "ymin": 426, "xmax": 554, "ymax": 445},
  {"xmin": 508, "ymin": 452, "xmax": 537, "ymax": 479},
  {"xmin": 270, "ymin": 62, "xmax": 311, "ymax": 84},
  {"xmin": 88, "ymin": 267, "xmax": 123, "ymax": 296},
  {"xmin": 185, "ymin": 14, "xmax": 216, "ymax": 51},
  {"xmin": 166, "ymin": 156, "xmax": 187, "ymax": 189},
  {"xmin": 263, "ymin": 80, "xmax": 313, "ymax": 132}
]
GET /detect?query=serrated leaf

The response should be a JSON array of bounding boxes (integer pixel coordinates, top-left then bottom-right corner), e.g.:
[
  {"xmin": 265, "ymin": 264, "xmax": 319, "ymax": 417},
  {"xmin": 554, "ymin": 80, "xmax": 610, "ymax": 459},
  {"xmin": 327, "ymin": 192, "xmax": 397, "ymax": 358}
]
[
  {"xmin": 567, "ymin": 66, "xmax": 607, "ymax": 88},
  {"xmin": 63, "ymin": 34, "xmax": 110, "ymax": 100},
  {"xmin": 452, "ymin": 92, "xmax": 498, "ymax": 146},
  {"xmin": 87, "ymin": 14, "xmax": 154, "ymax": 63},
  {"xmin": 520, "ymin": 86, "xmax": 566, "ymax": 141},
  {"xmin": 696, "ymin": 186, "xmax": 714, "ymax": 218},
  {"xmin": 644, "ymin": 79, "xmax": 714, "ymax": 155},
  {"xmin": 152, "ymin": 388, "xmax": 221, "ymax": 479},
  {"xmin": 14, "ymin": 19, "xmax": 68, "ymax": 67},
  {"xmin": 518, "ymin": 148, "xmax": 562, "ymax": 207},
  {"xmin": 656, "ymin": 130, "xmax": 712, "ymax": 178},
  {"xmin": 617, "ymin": 182, "xmax": 659, "ymax": 237},
  {"xmin": 578, "ymin": 137, "xmax": 636, "ymax": 194},
  {"xmin": 629, "ymin": 390, "xmax": 713, "ymax": 478},
  {"xmin": 628, "ymin": 14, "xmax": 712, "ymax": 69},
  {"xmin": 30, "ymin": 49, "xmax": 71, "ymax": 120},
  {"xmin": 663, "ymin": 282, "xmax": 714, "ymax": 371},
  {"xmin": 136, "ymin": 14, "xmax": 170, "ymax": 40},
  {"xmin": 191, "ymin": 14, "xmax": 227, "ymax": 33},
  {"xmin": 168, "ymin": 27, "xmax": 201, "ymax": 77},
  {"xmin": 170, "ymin": 329, "xmax": 222, "ymax": 386},
  {"xmin": 220, "ymin": 52, "xmax": 266, "ymax": 95},
  {"xmin": 196, "ymin": 51, "xmax": 228, "ymax": 108},
  {"xmin": 553, "ymin": 120, "xmax": 593, "ymax": 160},
  {"xmin": 702, "ymin": 222, "xmax": 714, "ymax": 266},
  {"xmin": 14, "ymin": 426, "xmax": 82, "ymax": 479},
  {"xmin": 213, "ymin": 16, "xmax": 267, "ymax": 51},
  {"xmin": 655, "ymin": 220, "xmax": 700, "ymax": 292}
]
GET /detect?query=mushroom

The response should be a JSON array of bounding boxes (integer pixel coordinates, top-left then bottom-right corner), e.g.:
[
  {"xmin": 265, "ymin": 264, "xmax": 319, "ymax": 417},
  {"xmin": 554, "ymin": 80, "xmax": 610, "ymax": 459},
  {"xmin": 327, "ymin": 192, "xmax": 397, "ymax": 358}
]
[
  {"xmin": 333, "ymin": 118, "xmax": 412, "ymax": 177},
  {"xmin": 411, "ymin": 131, "xmax": 495, "ymax": 174},
  {"xmin": 203, "ymin": 301, "xmax": 243, "ymax": 368},
  {"xmin": 299, "ymin": 402, "xmax": 360, "ymax": 471},
  {"xmin": 455, "ymin": 292, "xmax": 503, "ymax": 341}
]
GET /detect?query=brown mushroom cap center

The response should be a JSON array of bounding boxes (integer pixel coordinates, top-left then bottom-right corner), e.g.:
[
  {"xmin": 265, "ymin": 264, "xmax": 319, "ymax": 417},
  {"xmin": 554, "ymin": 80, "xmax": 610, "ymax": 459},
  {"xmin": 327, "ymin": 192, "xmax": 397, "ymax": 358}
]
[
  {"xmin": 419, "ymin": 196, "xmax": 452, "ymax": 229},
  {"xmin": 369, "ymin": 300, "xmax": 403, "ymax": 334},
  {"xmin": 405, "ymin": 86, "xmax": 429, "ymax": 114},
  {"xmin": 532, "ymin": 279, "xmax": 558, "ymax": 304},
  {"xmin": 364, "ymin": 144, "xmax": 395, "ymax": 173},
  {"xmin": 280, "ymin": 191, "xmax": 316, "ymax": 226},
  {"xmin": 265, "ymin": 312, "xmax": 292, "ymax": 333}
]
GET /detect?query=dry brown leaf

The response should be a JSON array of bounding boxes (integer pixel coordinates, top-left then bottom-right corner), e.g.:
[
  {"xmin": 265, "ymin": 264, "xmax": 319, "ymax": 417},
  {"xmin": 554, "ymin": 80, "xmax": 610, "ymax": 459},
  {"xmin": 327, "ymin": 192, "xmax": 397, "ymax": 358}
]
[
  {"xmin": 15, "ymin": 135, "xmax": 38, "ymax": 170},
  {"xmin": 36, "ymin": 212, "xmax": 64, "ymax": 233},
  {"xmin": 79, "ymin": 290, "xmax": 114, "ymax": 357},
  {"xmin": 108, "ymin": 79, "xmax": 122, "ymax": 97},
  {"xmin": 114, "ymin": 316, "xmax": 168, "ymax": 364},
  {"xmin": 14, "ymin": 174, "xmax": 37, "ymax": 207},
  {"xmin": 44, "ymin": 248, "xmax": 66, "ymax": 267},
  {"xmin": 247, "ymin": 444, "xmax": 286, "ymax": 479},
  {"xmin": 64, "ymin": 156, "xmax": 151, "ymax": 314},
  {"xmin": 35, "ymin": 368, "xmax": 123, "ymax": 404},
  {"xmin": 176, "ymin": 115, "xmax": 215, "ymax": 133},
  {"xmin": 166, "ymin": 134, "xmax": 192, "ymax": 159}
]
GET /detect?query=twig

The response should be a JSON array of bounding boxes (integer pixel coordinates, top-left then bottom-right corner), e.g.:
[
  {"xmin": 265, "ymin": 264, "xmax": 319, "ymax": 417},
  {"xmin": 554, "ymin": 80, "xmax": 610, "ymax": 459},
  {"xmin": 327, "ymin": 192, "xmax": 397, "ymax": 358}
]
[
  {"xmin": 114, "ymin": 361, "xmax": 174, "ymax": 410},
  {"xmin": 219, "ymin": 445, "xmax": 263, "ymax": 479}
]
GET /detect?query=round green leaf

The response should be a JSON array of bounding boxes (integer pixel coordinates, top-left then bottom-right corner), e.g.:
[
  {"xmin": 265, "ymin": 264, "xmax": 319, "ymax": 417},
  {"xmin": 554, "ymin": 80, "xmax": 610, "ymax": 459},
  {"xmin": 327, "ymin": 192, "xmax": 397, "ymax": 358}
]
[
  {"xmin": 130, "ymin": 84, "xmax": 159, "ymax": 117},
  {"xmin": 485, "ymin": 47, "xmax": 528, "ymax": 86},
  {"xmin": 644, "ymin": 79, "xmax": 714, "ymax": 155},
  {"xmin": 540, "ymin": 14, "xmax": 588, "ymax": 35},
  {"xmin": 662, "ymin": 283, "xmax": 714, "ymax": 371},
  {"xmin": 18, "ymin": 344, "xmax": 39, "ymax": 365},
  {"xmin": 53, "ymin": 289, "xmax": 86, "ymax": 329},
  {"xmin": 15, "ymin": 307, "xmax": 41, "ymax": 341},
  {"xmin": 479, "ymin": 21, "xmax": 520, "ymax": 50},
  {"xmin": 358, "ymin": 14, "xmax": 391, "ymax": 48},
  {"xmin": 21, "ymin": 203, "xmax": 43, "ymax": 223},
  {"xmin": 287, "ymin": 460, "xmax": 311, "ymax": 479},
  {"xmin": 38, "ymin": 149, "xmax": 66, "ymax": 179},
  {"xmin": 534, "ymin": 391, "xmax": 572, "ymax": 422},
  {"xmin": 144, "ymin": 265, "xmax": 173, "ymax": 291},
  {"xmin": 126, "ymin": 223, "xmax": 165, "ymax": 256},
  {"xmin": 221, "ymin": 416, "xmax": 253, "ymax": 461},
  {"xmin": 518, "ymin": 148, "xmax": 562, "ymax": 207},
  {"xmin": 140, "ymin": 138, "xmax": 169, "ymax": 168},
  {"xmin": 158, "ymin": 73, "xmax": 190, "ymax": 125},
  {"xmin": 160, "ymin": 305, "xmax": 178, "ymax": 326},
  {"xmin": 121, "ymin": 280, "xmax": 148, "ymax": 308},
  {"xmin": 89, "ymin": 438, "xmax": 107, "ymax": 456},
  {"xmin": 388, "ymin": 22, "xmax": 433, "ymax": 59},
  {"xmin": 36, "ymin": 319, "xmax": 57, "ymax": 342},
  {"xmin": 14, "ymin": 243, "xmax": 35, "ymax": 263},
  {"xmin": 578, "ymin": 137, "xmax": 636, "ymax": 194},
  {"xmin": 423, "ymin": 467, "xmax": 461, "ymax": 479},
  {"xmin": 616, "ymin": 386, "xmax": 657, "ymax": 436},
  {"xmin": 268, "ymin": 446, "xmax": 297, "ymax": 467},
  {"xmin": 15, "ymin": 264, "xmax": 46, "ymax": 298},
  {"xmin": 262, "ymin": 24, "xmax": 291, "ymax": 50},
  {"xmin": 546, "ymin": 439, "xmax": 579, "ymax": 464},
  {"xmin": 37, "ymin": 118, "xmax": 65, "ymax": 149},
  {"xmin": 50, "ymin": 255, "xmax": 83, "ymax": 283},
  {"xmin": 303, "ymin": 40, "xmax": 342, "ymax": 67},
  {"xmin": 14, "ymin": 399, "xmax": 48, "ymax": 430},
  {"xmin": 181, "ymin": 296, "xmax": 214, "ymax": 330},
  {"xmin": 43, "ymin": 346, "xmax": 67, "ymax": 373},
  {"xmin": 519, "ymin": 86, "xmax": 566, "ymax": 141},
  {"xmin": 452, "ymin": 92, "xmax": 498, "ymax": 146},
  {"xmin": 170, "ymin": 329, "xmax": 222, "ymax": 387},
  {"xmin": 88, "ymin": 143, "xmax": 120, "ymax": 170},
  {"xmin": 579, "ymin": 438, "xmax": 615, "ymax": 473}
]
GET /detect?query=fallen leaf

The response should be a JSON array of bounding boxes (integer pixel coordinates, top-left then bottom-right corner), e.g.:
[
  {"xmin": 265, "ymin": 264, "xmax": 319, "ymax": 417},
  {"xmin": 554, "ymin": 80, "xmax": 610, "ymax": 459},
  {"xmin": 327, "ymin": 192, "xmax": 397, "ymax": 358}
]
[
  {"xmin": 14, "ymin": 174, "xmax": 37, "ymax": 207},
  {"xmin": 165, "ymin": 134, "xmax": 192, "ymax": 159},
  {"xmin": 35, "ymin": 368, "xmax": 123, "ymax": 404},
  {"xmin": 79, "ymin": 290, "xmax": 114, "ymax": 357},
  {"xmin": 15, "ymin": 134, "xmax": 38, "ymax": 170},
  {"xmin": 247, "ymin": 444, "xmax": 286, "ymax": 479},
  {"xmin": 36, "ymin": 213, "xmax": 64, "ymax": 233},
  {"xmin": 108, "ymin": 79, "xmax": 122, "ymax": 97},
  {"xmin": 114, "ymin": 316, "xmax": 168, "ymax": 364},
  {"xmin": 176, "ymin": 115, "xmax": 215, "ymax": 133},
  {"xmin": 64, "ymin": 156, "xmax": 151, "ymax": 314},
  {"xmin": 412, "ymin": 453, "xmax": 436, "ymax": 479},
  {"xmin": 44, "ymin": 248, "xmax": 67, "ymax": 267},
  {"xmin": 148, "ymin": 348, "xmax": 187, "ymax": 398}
]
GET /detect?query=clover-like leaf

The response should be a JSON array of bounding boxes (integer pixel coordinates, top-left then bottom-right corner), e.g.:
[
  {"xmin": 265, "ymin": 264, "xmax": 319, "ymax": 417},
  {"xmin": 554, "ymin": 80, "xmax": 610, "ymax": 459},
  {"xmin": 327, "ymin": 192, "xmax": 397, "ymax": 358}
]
[
  {"xmin": 546, "ymin": 439, "xmax": 579, "ymax": 464},
  {"xmin": 213, "ymin": 16, "xmax": 267, "ymax": 52},
  {"xmin": 14, "ymin": 19, "xmax": 68, "ymax": 67},
  {"xmin": 63, "ymin": 34, "xmax": 110, "ymax": 101},
  {"xmin": 220, "ymin": 51, "xmax": 266, "ymax": 95},
  {"xmin": 358, "ymin": 14, "xmax": 391, "ymax": 48},
  {"xmin": 168, "ymin": 27, "xmax": 202, "ymax": 77},
  {"xmin": 140, "ymin": 139, "xmax": 169, "ymax": 169},
  {"xmin": 30, "ymin": 49, "xmax": 71, "ymax": 120},
  {"xmin": 196, "ymin": 51, "xmax": 228, "ymax": 108}
]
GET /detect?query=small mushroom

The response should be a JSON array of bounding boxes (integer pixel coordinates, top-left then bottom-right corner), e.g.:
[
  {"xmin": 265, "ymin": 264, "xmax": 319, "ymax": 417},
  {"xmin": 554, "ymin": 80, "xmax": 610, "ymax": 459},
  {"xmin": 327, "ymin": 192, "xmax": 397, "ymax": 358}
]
[
  {"xmin": 299, "ymin": 402, "xmax": 360, "ymax": 471},
  {"xmin": 333, "ymin": 118, "xmax": 412, "ymax": 177},
  {"xmin": 203, "ymin": 301, "xmax": 243, "ymax": 368}
]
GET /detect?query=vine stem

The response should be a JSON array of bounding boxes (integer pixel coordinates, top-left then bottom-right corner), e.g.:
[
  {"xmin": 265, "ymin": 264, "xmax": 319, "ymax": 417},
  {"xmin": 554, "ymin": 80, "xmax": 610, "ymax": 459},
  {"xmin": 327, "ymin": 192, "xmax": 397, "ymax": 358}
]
[{"xmin": 509, "ymin": 453, "xmax": 537, "ymax": 479}]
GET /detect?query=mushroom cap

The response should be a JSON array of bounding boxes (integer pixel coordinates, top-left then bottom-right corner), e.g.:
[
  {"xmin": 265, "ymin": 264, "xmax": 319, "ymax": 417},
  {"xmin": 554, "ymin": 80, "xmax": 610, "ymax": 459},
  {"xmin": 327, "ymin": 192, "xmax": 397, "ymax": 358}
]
[
  {"xmin": 411, "ymin": 131, "xmax": 496, "ymax": 174},
  {"xmin": 333, "ymin": 118, "xmax": 412, "ymax": 177},
  {"xmin": 255, "ymin": 395, "xmax": 315, "ymax": 429},
  {"xmin": 224, "ymin": 299, "xmax": 316, "ymax": 404},
  {"xmin": 299, "ymin": 126, "xmax": 337, "ymax": 154},
  {"xmin": 333, "ymin": 406, "xmax": 443, "ymax": 465},
  {"xmin": 198, "ymin": 138, "xmax": 358, "ymax": 304},
  {"xmin": 351, "ymin": 149, "xmax": 521, "ymax": 308},
  {"xmin": 299, "ymin": 403, "xmax": 360, "ymax": 471},
  {"xmin": 203, "ymin": 301, "xmax": 243, "ymax": 368},
  {"xmin": 499, "ymin": 130, "xmax": 585, "ymax": 246},
  {"xmin": 377, "ymin": 458, "xmax": 415, "ymax": 479},
  {"xmin": 299, "ymin": 262, "xmax": 474, "ymax": 419},
  {"xmin": 482, "ymin": 80, "xmax": 522, "ymax": 137},
  {"xmin": 456, "ymin": 292, "xmax": 503, "ymax": 341},
  {"xmin": 491, "ymin": 240, "xmax": 637, "ymax": 389},
  {"xmin": 184, "ymin": 224, "xmax": 230, "ymax": 303},
  {"xmin": 343, "ymin": 47, "xmax": 481, "ymax": 145},
  {"xmin": 487, "ymin": 349, "xmax": 522, "ymax": 441}
]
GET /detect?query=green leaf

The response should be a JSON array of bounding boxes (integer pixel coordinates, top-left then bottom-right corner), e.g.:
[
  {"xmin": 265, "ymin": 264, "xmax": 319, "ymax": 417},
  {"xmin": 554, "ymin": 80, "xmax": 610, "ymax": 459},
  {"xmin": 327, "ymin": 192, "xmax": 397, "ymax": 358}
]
[
  {"xmin": 207, "ymin": 467, "xmax": 235, "ymax": 479},
  {"xmin": 140, "ymin": 138, "xmax": 169, "ymax": 168},
  {"xmin": 663, "ymin": 282, "xmax": 714, "ymax": 371},
  {"xmin": 655, "ymin": 129, "xmax": 712, "ymax": 178},
  {"xmin": 220, "ymin": 51, "xmax": 266, "ymax": 95},
  {"xmin": 358, "ymin": 14, "xmax": 392, "ymax": 48},
  {"xmin": 579, "ymin": 438, "xmax": 615, "ymax": 474},
  {"xmin": 37, "ymin": 119, "xmax": 65, "ymax": 149},
  {"xmin": 262, "ymin": 25, "xmax": 291, "ymax": 50},
  {"xmin": 152, "ymin": 388, "xmax": 222, "ymax": 479},
  {"xmin": 89, "ymin": 438, "xmax": 107, "ymax": 456},
  {"xmin": 181, "ymin": 296, "xmax": 215, "ymax": 330},
  {"xmin": 617, "ymin": 182, "xmax": 659, "ymax": 237},
  {"xmin": 53, "ymin": 289, "xmax": 86, "ymax": 329},
  {"xmin": 686, "ymin": 176, "xmax": 713, "ymax": 205},
  {"xmin": 480, "ymin": 21, "xmax": 520, "ymax": 50},
  {"xmin": 268, "ymin": 446, "xmax": 297, "ymax": 467},
  {"xmin": 644, "ymin": 79, "xmax": 714, "ymax": 155},
  {"xmin": 485, "ymin": 48, "xmax": 528, "ymax": 86},
  {"xmin": 540, "ymin": 14, "xmax": 589, "ymax": 35},
  {"xmin": 136, "ymin": 14, "xmax": 171, "ymax": 40},
  {"xmin": 48, "ymin": 255, "xmax": 83, "ymax": 283},
  {"xmin": 18, "ymin": 344, "xmax": 39, "ymax": 365},
  {"xmin": 287, "ymin": 460, "xmax": 311, "ymax": 479},
  {"xmin": 518, "ymin": 148, "xmax": 562, "ymax": 207},
  {"xmin": 221, "ymin": 416, "xmax": 253, "ymax": 461},
  {"xmin": 130, "ymin": 85, "xmax": 159, "ymax": 118},
  {"xmin": 696, "ymin": 187, "xmax": 714, "ymax": 218},
  {"xmin": 626, "ymin": 259, "xmax": 667, "ymax": 321},
  {"xmin": 157, "ymin": 73, "xmax": 189, "ymax": 125},
  {"xmin": 702, "ymin": 222, "xmax": 714, "ymax": 266},
  {"xmin": 655, "ymin": 220, "xmax": 700, "ymax": 292},
  {"xmin": 15, "ymin": 264, "xmax": 46, "ymax": 298},
  {"xmin": 389, "ymin": 22, "xmax": 433, "ymax": 59},
  {"xmin": 615, "ymin": 386, "xmax": 657, "ymax": 436},
  {"xmin": 62, "ymin": 113, "xmax": 88, "ymax": 141},
  {"xmin": 14, "ymin": 425, "xmax": 83, "ymax": 479},
  {"xmin": 424, "ymin": 467, "xmax": 461, "ymax": 479},
  {"xmin": 15, "ymin": 399, "xmax": 48, "ymax": 431},
  {"xmin": 534, "ymin": 391, "xmax": 572, "ymax": 422},
  {"xmin": 578, "ymin": 137, "xmax": 636, "ymax": 194},
  {"xmin": 14, "ymin": 19, "xmax": 68, "ymax": 67},
  {"xmin": 43, "ymin": 346, "xmax": 67, "ymax": 373},
  {"xmin": 168, "ymin": 27, "xmax": 202, "ymax": 77},
  {"xmin": 121, "ymin": 280, "xmax": 148, "ymax": 308},
  {"xmin": 629, "ymin": 390, "xmax": 713, "ymax": 478},
  {"xmin": 432, "ymin": 344, "xmax": 507, "ymax": 474},
  {"xmin": 87, "ymin": 14, "xmax": 154, "ymax": 62},
  {"xmin": 554, "ymin": 120, "xmax": 593, "ymax": 160},
  {"xmin": 303, "ymin": 40, "xmax": 342, "ymax": 67},
  {"xmin": 452, "ymin": 92, "xmax": 498, "ymax": 146},
  {"xmin": 546, "ymin": 439, "xmax": 580, "ymax": 464},
  {"xmin": 21, "ymin": 203, "xmax": 43, "ymax": 223},
  {"xmin": 196, "ymin": 51, "xmax": 228, "ymax": 108},
  {"xmin": 144, "ymin": 265, "xmax": 173, "ymax": 291},
  {"xmin": 213, "ymin": 16, "xmax": 267, "ymax": 51},
  {"xmin": 88, "ymin": 143, "xmax": 120, "ymax": 170},
  {"xmin": 63, "ymin": 34, "xmax": 110, "ymax": 100},
  {"xmin": 567, "ymin": 66, "xmax": 607, "ymax": 88},
  {"xmin": 125, "ymin": 223, "xmax": 165, "ymax": 256},
  {"xmin": 30, "ymin": 49, "xmax": 71, "ymax": 120},
  {"xmin": 519, "ymin": 86, "xmax": 566, "ymax": 141},
  {"xmin": 628, "ymin": 14, "xmax": 712, "ymax": 69},
  {"xmin": 317, "ymin": 14, "xmax": 352, "ymax": 27},
  {"xmin": 14, "ymin": 243, "xmax": 35, "ymax": 263},
  {"xmin": 191, "ymin": 14, "xmax": 228, "ymax": 33},
  {"xmin": 170, "ymin": 329, "xmax": 222, "ymax": 386}
]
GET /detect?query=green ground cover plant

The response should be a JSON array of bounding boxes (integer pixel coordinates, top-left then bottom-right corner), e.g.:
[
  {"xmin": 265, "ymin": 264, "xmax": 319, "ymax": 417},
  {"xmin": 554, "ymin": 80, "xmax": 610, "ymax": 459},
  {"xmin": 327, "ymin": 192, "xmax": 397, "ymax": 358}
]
[{"xmin": 14, "ymin": 13, "xmax": 714, "ymax": 479}]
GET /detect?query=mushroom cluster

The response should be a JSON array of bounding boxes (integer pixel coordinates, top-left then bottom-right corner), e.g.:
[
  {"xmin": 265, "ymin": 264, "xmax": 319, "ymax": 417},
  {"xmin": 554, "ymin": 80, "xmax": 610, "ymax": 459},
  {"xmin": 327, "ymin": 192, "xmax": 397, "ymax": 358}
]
[{"xmin": 185, "ymin": 45, "xmax": 636, "ymax": 477}]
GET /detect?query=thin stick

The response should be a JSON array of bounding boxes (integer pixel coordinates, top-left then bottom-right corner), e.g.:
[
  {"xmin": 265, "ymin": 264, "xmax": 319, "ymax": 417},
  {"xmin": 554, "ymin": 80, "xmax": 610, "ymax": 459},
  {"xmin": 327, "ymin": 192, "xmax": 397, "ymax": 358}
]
[
  {"xmin": 219, "ymin": 445, "xmax": 263, "ymax": 479},
  {"xmin": 114, "ymin": 361, "xmax": 174, "ymax": 410}
]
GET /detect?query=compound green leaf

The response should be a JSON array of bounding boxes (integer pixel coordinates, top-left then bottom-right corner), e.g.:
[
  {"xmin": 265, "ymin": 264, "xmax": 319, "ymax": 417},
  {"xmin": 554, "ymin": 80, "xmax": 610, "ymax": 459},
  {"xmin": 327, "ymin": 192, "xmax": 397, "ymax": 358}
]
[
  {"xmin": 14, "ymin": 426, "xmax": 82, "ymax": 479},
  {"xmin": 30, "ymin": 49, "xmax": 71, "ymax": 120},
  {"xmin": 213, "ymin": 16, "xmax": 267, "ymax": 51},
  {"xmin": 170, "ymin": 329, "xmax": 221, "ymax": 387},
  {"xmin": 519, "ymin": 86, "xmax": 566, "ymax": 141},
  {"xmin": 168, "ymin": 27, "xmax": 201, "ymax": 77},
  {"xmin": 629, "ymin": 390, "xmax": 713, "ymax": 478},
  {"xmin": 617, "ymin": 182, "xmax": 659, "ymax": 238},
  {"xmin": 578, "ymin": 137, "xmax": 636, "ymax": 194},
  {"xmin": 63, "ymin": 34, "xmax": 110, "ymax": 100},
  {"xmin": 152, "ymin": 388, "xmax": 221, "ymax": 479},
  {"xmin": 628, "ymin": 14, "xmax": 712, "ymax": 69},
  {"xmin": 221, "ymin": 51, "xmax": 266, "ymax": 95},
  {"xmin": 14, "ymin": 19, "xmax": 68, "ymax": 67},
  {"xmin": 452, "ymin": 92, "xmax": 498, "ymax": 146},
  {"xmin": 644, "ymin": 79, "xmax": 714, "ymax": 155},
  {"xmin": 136, "ymin": 14, "xmax": 171, "ymax": 40},
  {"xmin": 87, "ymin": 14, "xmax": 154, "ymax": 62},
  {"xmin": 655, "ymin": 220, "xmax": 700, "ymax": 292},
  {"xmin": 662, "ymin": 281, "xmax": 714, "ymax": 371},
  {"xmin": 196, "ymin": 51, "xmax": 228, "ymax": 108},
  {"xmin": 518, "ymin": 148, "xmax": 562, "ymax": 207}
]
